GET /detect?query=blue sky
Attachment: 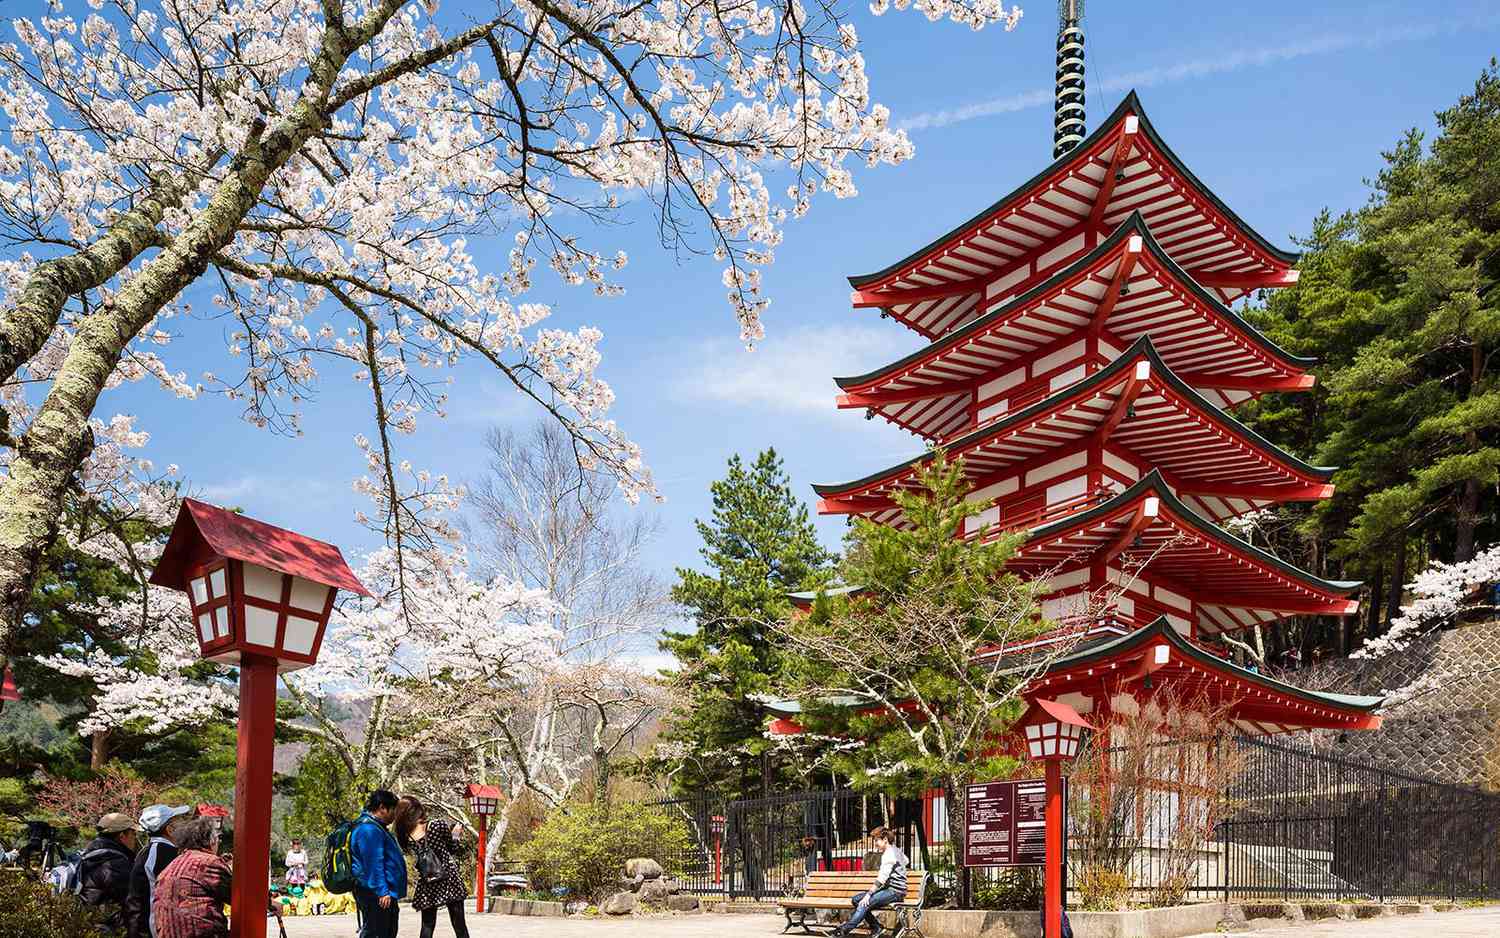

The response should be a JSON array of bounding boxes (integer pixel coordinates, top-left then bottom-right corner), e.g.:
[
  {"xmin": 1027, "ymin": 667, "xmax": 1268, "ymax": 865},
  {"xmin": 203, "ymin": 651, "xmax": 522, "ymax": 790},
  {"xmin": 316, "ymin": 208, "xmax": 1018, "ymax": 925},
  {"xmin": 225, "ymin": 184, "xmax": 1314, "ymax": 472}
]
[{"xmin": 86, "ymin": 1, "xmax": 1500, "ymax": 635}]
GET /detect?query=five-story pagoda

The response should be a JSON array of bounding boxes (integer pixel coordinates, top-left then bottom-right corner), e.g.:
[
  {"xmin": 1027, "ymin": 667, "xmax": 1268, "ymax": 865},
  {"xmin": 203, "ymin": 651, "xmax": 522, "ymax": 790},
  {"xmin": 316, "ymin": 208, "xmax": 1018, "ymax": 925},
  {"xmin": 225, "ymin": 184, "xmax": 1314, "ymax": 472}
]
[{"xmin": 807, "ymin": 91, "xmax": 1383, "ymax": 736}]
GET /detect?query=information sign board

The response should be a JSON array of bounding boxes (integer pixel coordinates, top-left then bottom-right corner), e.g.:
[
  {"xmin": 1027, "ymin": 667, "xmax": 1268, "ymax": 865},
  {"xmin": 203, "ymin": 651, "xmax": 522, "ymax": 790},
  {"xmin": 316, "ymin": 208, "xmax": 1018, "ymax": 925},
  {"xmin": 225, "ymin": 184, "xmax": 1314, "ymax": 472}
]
[{"xmin": 963, "ymin": 778, "xmax": 1061, "ymax": 867}]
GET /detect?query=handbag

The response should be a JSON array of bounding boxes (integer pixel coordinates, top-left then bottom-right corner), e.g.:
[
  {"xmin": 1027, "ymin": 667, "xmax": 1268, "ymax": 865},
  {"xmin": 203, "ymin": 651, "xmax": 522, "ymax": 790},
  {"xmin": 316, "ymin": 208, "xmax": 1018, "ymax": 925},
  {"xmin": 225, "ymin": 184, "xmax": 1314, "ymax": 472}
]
[{"xmin": 416, "ymin": 846, "xmax": 444, "ymax": 884}]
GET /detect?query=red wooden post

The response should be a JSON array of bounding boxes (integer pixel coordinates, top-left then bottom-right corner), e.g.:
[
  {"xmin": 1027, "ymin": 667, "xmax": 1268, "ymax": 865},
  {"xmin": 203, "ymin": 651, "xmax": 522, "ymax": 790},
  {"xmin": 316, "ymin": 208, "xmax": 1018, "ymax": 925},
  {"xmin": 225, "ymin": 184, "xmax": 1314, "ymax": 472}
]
[
  {"xmin": 475, "ymin": 816, "xmax": 488, "ymax": 915},
  {"xmin": 229, "ymin": 654, "xmax": 278, "ymax": 938},
  {"xmin": 1044, "ymin": 760, "xmax": 1064, "ymax": 938}
]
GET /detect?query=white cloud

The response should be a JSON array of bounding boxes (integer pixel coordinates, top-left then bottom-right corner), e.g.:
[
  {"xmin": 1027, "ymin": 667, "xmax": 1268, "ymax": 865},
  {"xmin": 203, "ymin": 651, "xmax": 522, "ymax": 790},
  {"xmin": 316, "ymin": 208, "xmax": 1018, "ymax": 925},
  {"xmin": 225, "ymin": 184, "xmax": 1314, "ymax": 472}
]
[
  {"xmin": 899, "ymin": 19, "xmax": 1492, "ymax": 132},
  {"xmin": 675, "ymin": 323, "xmax": 913, "ymax": 417}
]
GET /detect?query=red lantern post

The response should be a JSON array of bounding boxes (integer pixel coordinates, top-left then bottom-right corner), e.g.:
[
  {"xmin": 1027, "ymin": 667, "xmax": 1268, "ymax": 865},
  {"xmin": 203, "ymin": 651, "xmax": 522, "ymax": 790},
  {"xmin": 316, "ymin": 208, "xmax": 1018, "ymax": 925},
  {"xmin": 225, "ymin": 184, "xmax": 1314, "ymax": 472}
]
[
  {"xmin": 150, "ymin": 500, "xmax": 369, "ymax": 938},
  {"xmin": 1017, "ymin": 699, "xmax": 1093, "ymax": 938},
  {"xmin": 465, "ymin": 783, "xmax": 501, "ymax": 914}
]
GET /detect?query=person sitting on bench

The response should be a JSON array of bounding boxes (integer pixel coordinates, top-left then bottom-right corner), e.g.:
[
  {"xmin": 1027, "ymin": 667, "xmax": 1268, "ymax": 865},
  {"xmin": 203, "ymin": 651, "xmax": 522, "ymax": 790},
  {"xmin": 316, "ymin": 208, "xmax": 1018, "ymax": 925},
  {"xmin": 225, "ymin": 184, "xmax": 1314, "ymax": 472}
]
[{"xmin": 833, "ymin": 827, "xmax": 907, "ymax": 938}]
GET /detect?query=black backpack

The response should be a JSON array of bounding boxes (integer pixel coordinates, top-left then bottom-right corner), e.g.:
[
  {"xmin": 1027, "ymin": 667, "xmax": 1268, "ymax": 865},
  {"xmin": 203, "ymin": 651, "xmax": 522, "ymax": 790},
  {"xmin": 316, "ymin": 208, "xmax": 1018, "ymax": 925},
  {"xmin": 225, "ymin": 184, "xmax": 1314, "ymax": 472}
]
[{"xmin": 323, "ymin": 819, "xmax": 370, "ymax": 895}]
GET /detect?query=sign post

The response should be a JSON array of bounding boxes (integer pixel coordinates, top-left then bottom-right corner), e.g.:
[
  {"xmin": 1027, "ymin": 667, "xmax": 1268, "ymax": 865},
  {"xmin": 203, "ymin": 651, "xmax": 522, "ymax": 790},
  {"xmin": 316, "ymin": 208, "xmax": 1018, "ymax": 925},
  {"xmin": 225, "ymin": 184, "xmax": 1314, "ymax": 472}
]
[{"xmin": 963, "ymin": 779, "xmax": 1052, "ymax": 867}]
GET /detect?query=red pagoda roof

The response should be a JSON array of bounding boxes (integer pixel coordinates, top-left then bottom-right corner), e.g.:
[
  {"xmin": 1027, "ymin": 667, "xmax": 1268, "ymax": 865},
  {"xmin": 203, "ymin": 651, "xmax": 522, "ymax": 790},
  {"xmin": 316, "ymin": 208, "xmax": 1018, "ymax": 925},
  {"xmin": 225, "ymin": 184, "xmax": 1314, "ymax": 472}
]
[
  {"xmin": 1028, "ymin": 618, "xmax": 1382, "ymax": 734},
  {"xmin": 848, "ymin": 93, "xmax": 1298, "ymax": 337},
  {"xmin": 150, "ymin": 499, "xmax": 372, "ymax": 597},
  {"xmin": 1011, "ymin": 472, "xmax": 1360, "ymax": 633},
  {"xmin": 816, "ymin": 338, "xmax": 1334, "ymax": 524},
  {"xmin": 836, "ymin": 215, "xmax": 1315, "ymax": 440}
]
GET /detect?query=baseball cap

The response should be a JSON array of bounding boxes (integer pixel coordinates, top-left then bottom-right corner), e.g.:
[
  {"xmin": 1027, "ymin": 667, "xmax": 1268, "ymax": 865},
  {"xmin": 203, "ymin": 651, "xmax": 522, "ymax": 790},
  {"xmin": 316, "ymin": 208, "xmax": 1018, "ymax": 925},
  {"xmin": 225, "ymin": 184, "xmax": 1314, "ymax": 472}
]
[
  {"xmin": 140, "ymin": 804, "xmax": 193, "ymax": 833},
  {"xmin": 98, "ymin": 813, "xmax": 143, "ymax": 833}
]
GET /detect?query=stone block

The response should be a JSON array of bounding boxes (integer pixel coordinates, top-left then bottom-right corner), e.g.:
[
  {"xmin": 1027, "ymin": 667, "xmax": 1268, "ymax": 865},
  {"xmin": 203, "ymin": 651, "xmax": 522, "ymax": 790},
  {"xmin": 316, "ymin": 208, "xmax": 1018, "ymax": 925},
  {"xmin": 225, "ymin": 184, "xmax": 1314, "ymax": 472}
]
[
  {"xmin": 667, "ymin": 894, "xmax": 701, "ymax": 912},
  {"xmin": 602, "ymin": 891, "xmax": 637, "ymax": 916},
  {"xmin": 639, "ymin": 878, "xmax": 672, "ymax": 903},
  {"xmin": 626, "ymin": 858, "xmax": 664, "ymax": 880}
]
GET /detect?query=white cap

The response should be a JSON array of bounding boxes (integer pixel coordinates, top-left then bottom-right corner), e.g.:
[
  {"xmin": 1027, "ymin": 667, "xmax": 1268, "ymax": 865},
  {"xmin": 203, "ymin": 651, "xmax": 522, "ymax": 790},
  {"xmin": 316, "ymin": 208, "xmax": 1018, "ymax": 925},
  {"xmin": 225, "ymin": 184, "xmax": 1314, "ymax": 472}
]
[{"xmin": 139, "ymin": 804, "xmax": 193, "ymax": 833}]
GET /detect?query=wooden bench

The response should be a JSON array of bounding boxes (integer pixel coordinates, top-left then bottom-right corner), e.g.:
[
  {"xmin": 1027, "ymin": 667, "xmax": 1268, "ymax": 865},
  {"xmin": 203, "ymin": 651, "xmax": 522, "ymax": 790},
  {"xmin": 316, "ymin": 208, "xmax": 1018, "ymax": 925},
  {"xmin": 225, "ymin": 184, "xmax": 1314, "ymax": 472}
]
[{"xmin": 779, "ymin": 870, "xmax": 927, "ymax": 938}]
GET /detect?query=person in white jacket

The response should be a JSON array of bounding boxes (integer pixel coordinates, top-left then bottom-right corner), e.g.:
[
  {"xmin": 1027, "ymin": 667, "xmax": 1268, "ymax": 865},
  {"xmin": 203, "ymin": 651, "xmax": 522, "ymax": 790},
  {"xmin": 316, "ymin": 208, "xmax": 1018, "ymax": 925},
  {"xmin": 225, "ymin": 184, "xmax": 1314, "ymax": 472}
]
[
  {"xmin": 834, "ymin": 827, "xmax": 908, "ymax": 938},
  {"xmin": 285, "ymin": 840, "xmax": 310, "ymax": 886}
]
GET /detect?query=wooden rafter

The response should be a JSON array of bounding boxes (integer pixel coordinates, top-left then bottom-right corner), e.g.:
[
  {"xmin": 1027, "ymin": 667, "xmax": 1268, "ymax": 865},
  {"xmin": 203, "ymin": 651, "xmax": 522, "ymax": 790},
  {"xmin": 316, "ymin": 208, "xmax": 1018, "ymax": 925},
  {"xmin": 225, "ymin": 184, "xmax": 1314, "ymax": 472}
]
[
  {"xmin": 1097, "ymin": 496, "xmax": 1159, "ymax": 566},
  {"xmin": 1089, "ymin": 237, "xmax": 1143, "ymax": 340},
  {"xmin": 1088, "ymin": 117, "xmax": 1138, "ymax": 231},
  {"xmin": 1095, "ymin": 360, "xmax": 1150, "ymax": 443},
  {"xmin": 1186, "ymin": 268, "xmax": 1301, "ymax": 289}
]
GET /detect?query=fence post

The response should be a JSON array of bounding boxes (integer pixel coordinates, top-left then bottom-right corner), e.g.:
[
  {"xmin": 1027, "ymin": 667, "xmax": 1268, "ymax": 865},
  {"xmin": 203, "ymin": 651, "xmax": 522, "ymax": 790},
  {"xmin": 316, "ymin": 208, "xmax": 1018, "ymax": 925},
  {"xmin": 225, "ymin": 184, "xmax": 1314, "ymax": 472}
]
[
  {"xmin": 1220, "ymin": 821, "xmax": 1229, "ymax": 904},
  {"xmin": 1377, "ymin": 773, "xmax": 1386, "ymax": 904}
]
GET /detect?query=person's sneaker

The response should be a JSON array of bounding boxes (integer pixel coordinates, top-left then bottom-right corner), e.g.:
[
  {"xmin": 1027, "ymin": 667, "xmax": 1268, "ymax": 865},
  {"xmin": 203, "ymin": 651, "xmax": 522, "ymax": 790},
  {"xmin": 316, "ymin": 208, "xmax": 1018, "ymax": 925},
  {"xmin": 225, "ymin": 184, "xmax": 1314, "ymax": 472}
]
[{"xmin": 868, "ymin": 921, "xmax": 886, "ymax": 938}]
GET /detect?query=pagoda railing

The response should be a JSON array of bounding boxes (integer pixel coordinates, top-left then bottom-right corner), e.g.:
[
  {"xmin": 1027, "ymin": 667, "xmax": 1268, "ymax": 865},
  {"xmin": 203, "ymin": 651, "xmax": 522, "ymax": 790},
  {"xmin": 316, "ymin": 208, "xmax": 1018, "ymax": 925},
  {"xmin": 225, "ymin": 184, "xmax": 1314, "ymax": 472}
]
[{"xmin": 994, "ymin": 485, "xmax": 1117, "ymax": 536}]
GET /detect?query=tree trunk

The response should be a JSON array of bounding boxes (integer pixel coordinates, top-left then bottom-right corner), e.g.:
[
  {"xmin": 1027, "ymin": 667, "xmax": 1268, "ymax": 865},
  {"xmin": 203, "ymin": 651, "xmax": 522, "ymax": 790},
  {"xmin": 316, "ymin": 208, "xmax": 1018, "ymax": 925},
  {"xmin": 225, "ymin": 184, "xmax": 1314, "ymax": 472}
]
[
  {"xmin": 1384, "ymin": 536, "xmax": 1408, "ymax": 631},
  {"xmin": 592, "ymin": 747, "xmax": 611, "ymax": 813},
  {"xmin": 0, "ymin": 170, "xmax": 207, "ymax": 388},
  {"xmin": 1455, "ymin": 477, "xmax": 1481, "ymax": 562},
  {"xmin": 1366, "ymin": 563, "xmax": 1384, "ymax": 636},
  {"xmin": 90, "ymin": 729, "xmax": 111, "ymax": 771},
  {"xmin": 942, "ymin": 778, "xmax": 967, "ymax": 905}
]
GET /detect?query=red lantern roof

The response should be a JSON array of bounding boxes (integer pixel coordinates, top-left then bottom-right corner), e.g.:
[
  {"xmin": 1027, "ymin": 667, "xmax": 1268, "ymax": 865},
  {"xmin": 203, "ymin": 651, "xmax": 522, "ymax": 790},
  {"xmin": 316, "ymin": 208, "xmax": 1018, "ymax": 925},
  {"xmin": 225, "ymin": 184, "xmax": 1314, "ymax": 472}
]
[
  {"xmin": 196, "ymin": 803, "xmax": 230, "ymax": 818},
  {"xmin": 464, "ymin": 783, "xmax": 502, "ymax": 801},
  {"xmin": 1022, "ymin": 697, "xmax": 1093, "ymax": 730},
  {"xmin": 1, "ymin": 667, "xmax": 19, "ymax": 702},
  {"xmin": 149, "ymin": 499, "xmax": 371, "ymax": 597}
]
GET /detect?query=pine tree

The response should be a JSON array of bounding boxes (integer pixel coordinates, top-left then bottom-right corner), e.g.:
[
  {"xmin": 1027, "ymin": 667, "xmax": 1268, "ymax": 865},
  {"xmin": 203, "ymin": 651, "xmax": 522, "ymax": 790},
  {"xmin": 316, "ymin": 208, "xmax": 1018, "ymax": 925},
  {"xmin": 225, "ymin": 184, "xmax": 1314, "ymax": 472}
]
[
  {"xmin": 657, "ymin": 449, "xmax": 833, "ymax": 797},
  {"xmin": 777, "ymin": 453, "xmax": 1047, "ymax": 862}
]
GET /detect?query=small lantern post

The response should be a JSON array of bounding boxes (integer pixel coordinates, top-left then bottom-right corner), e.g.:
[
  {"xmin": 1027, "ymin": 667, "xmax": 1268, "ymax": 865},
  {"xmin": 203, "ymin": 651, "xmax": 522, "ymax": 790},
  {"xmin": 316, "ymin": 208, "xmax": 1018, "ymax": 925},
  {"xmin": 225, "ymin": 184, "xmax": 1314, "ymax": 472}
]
[
  {"xmin": 150, "ymin": 500, "xmax": 369, "ymax": 938},
  {"xmin": 1017, "ymin": 698, "xmax": 1093, "ymax": 938},
  {"xmin": 465, "ymin": 783, "xmax": 501, "ymax": 914},
  {"xmin": 710, "ymin": 814, "xmax": 726, "ymax": 886}
]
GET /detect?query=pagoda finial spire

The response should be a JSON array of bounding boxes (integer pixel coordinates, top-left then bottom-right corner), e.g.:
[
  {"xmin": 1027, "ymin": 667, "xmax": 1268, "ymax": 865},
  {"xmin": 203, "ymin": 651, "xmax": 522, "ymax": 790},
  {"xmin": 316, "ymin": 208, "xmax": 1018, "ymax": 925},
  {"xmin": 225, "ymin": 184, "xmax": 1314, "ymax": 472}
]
[{"xmin": 1053, "ymin": 0, "xmax": 1086, "ymax": 159}]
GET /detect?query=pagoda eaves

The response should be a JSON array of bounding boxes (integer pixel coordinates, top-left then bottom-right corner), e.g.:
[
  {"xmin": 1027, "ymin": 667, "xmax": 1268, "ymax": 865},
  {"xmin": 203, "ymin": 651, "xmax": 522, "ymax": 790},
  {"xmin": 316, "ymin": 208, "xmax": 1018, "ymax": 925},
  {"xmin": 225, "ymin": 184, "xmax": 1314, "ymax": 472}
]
[
  {"xmin": 848, "ymin": 92, "xmax": 1299, "ymax": 338},
  {"xmin": 1011, "ymin": 471, "xmax": 1360, "ymax": 635},
  {"xmin": 816, "ymin": 337, "xmax": 1336, "ymax": 525},
  {"xmin": 1025, "ymin": 618, "xmax": 1382, "ymax": 735},
  {"xmin": 836, "ymin": 214, "xmax": 1316, "ymax": 439}
]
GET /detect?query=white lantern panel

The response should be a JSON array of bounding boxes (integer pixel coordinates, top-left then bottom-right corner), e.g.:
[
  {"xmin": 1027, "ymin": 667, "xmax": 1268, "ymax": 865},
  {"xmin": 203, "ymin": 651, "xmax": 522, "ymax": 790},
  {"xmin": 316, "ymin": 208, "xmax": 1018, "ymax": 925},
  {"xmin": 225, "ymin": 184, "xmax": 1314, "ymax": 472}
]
[
  {"xmin": 1025, "ymin": 724, "xmax": 1041, "ymax": 739},
  {"xmin": 209, "ymin": 567, "xmax": 226, "ymax": 599},
  {"xmin": 245, "ymin": 605, "xmax": 279, "ymax": 646},
  {"xmin": 213, "ymin": 607, "xmax": 229, "ymax": 638},
  {"xmin": 289, "ymin": 577, "xmax": 332, "ymax": 616},
  {"xmin": 283, "ymin": 615, "xmax": 320, "ymax": 655},
  {"xmin": 1043, "ymin": 737, "xmax": 1057, "ymax": 756},
  {"xmin": 198, "ymin": 613, "xmax": 214, "ymax": 643},
  {"xmin": 191, "ymin": 577, "xmax": 209, "ymax": 605},
  {"xmin": 243, "ymin": 563, "xmax": 285, "ymax": 602},
  {"xmin": 1042, "ymin": 721, "xmax": 1059, "ymax": 739},
  {"xmin": 1027, "ymin": 739, "xmax": 1045, "ymax": 759}
]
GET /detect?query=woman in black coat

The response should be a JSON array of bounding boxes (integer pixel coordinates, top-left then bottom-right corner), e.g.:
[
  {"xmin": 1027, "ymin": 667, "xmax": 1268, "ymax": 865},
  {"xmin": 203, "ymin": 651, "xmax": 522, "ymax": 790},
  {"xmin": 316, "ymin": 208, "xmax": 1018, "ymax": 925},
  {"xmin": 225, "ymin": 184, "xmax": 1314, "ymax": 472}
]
[{"xmin": 393, "ymin": 796, "xmax": 471, "ymax": 938}]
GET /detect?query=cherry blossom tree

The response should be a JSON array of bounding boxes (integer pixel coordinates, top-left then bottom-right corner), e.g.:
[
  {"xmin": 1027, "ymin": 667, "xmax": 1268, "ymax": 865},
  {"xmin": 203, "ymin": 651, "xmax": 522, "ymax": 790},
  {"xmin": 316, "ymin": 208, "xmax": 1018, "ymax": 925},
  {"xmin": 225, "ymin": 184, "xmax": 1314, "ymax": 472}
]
[
  {"xmin": 40, "ymin": 543, "xmax": 562, "ymax": 782},
  {"xmin": 0, "ymin": 0, "xmax": 1025, "ymax": 677},
  {"xmin": 1350, "ymin": 542, "xmax": 1500, "ymax": 705}
]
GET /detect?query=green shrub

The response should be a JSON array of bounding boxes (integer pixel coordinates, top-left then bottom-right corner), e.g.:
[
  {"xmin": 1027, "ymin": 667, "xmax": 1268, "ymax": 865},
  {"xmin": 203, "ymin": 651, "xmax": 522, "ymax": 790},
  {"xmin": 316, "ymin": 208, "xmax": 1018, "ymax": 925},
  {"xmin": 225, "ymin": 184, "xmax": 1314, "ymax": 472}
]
[
  {"xmin": 518, "ymin": 803, "xmax": 690, "ymax": 901},
  {"xmin": 0, "ymin": 877, "xmax": 103, "ymax": 938},
  {"xmin": 973, "ymin": 867, "xmax": 1042, "ymax": 911}
]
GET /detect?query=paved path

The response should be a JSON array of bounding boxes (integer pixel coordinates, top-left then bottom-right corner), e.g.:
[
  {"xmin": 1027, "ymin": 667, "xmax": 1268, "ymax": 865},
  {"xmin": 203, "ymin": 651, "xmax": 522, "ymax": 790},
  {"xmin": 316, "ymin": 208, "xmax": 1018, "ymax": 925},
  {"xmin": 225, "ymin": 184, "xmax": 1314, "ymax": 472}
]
[
  {"xmin": 280, "ymin": 910, "xmax": 774, "ymax": 938},
  {"xmin": 282, "ymin": 905, "xmax": 1500, "ymax": 938},
  {"xmin": 1186, "ymin": 905, "xmax": 1500, "ymax": 938}
]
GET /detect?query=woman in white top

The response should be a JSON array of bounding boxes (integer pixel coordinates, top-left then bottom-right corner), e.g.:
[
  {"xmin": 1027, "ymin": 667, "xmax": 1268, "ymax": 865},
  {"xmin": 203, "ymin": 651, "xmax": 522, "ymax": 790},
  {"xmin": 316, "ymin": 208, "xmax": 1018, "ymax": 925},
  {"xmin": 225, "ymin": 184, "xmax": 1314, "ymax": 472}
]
[{"xmin": 284, "ymin": 840, "xmax": 309, "ymax": 887}]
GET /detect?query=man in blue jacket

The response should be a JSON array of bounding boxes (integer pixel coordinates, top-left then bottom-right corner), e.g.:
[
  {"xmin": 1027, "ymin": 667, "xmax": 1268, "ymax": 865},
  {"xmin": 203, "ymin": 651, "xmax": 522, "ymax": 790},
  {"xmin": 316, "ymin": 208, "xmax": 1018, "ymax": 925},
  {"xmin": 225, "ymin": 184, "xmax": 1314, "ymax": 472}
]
[{"xmin": 351, "ymin": 790, "xmax": 407, "ymax": 938}]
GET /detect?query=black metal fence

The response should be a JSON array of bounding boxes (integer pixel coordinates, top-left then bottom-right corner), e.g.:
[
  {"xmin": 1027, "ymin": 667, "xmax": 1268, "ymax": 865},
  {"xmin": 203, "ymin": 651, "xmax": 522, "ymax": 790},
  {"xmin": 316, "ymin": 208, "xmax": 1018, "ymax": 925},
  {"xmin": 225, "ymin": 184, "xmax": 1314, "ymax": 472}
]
[
  {"xmin": 1216, "ymin": 735, "xmax": 1500, "ymax": 902},
  {"xmin": 647, "ymin": 789, "xmax": 926, "ymax": 900},
  {"xmin": 640, "ymin": 735, "xmax": 1500, "ymax": 905}
]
